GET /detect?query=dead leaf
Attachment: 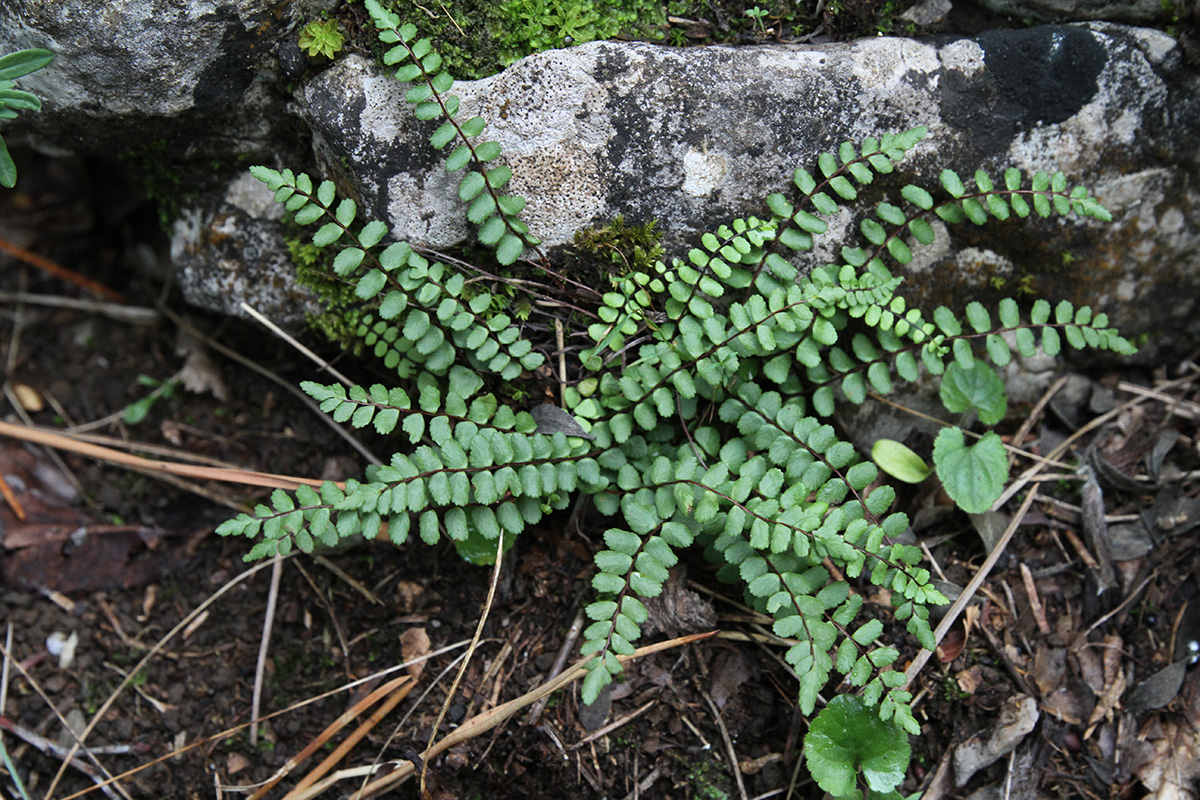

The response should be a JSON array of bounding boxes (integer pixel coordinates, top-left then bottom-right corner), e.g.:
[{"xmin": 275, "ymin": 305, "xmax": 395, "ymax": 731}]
[
  {"xmin": 226, "ymin": 752, "xmax": 250, "ymax": 775},
  {"xmin": 1035, "ymin": 646, "xmax": 1091, "ymax": 725},
  {"xmin": 956, "ymin": 665, "xmax": 983, "ymax": 695},
  {"xmin": 1084, "ymin": 665, "xmax": 1126, "ymax": 738},
  {"xmin": 395, "ymin": 580, "xmax": 424, "ymax": 612},
  {"xmin": 953, "ymin": 694, "xmax": 1040, "ymax": 787},
  {"xmin": 177, "ymin": 346, "xmax": 228, "ymax": 402},
  {"xmin": 3, "ymin": 527, "xmax": 175, "ymax": 593},
  {"xmin": 1109, "ymin": 523, "xmax": 1154, "ymax": 561},
  {"xmin": 1136, "ymin": 707, "xmax": 1200, "ymax": 800},
  {"xmin": 11, "ymin": 382, "xmax": 44, "ymax": 412},
  {"xmin": 1084, "ymin": 636, "xmax": 1128, "ymax": 738},
  {"xmin": 1081, "ymin": 467, "xmax": 1116, "ymax": 593},
  {"xmin": 1102, "ymin": 635, "xmax": 1123, "ymax": 686},
  {"xmin": 1128, "ymin": 661, "xmax": 1187, "ymax": 714},
  {"xmin": 1145, "ymin": 429, "xmax": 1179, "ymax": 482},
  {"xmin": 1088, "ymin": 443, "xmax": 1144, "ymax": 493},
  {"xmin": 530, "ymin": 404, "xmax": 594, "ymax": 440},
  {"xmin": 640, "ymin": 567, "xmax": 716, "ymax": 637},
  {"xmin": 937, "ymin": 622, "xmax": 966, "ymax": 664},
  {"xmin": 739, "ymin": 753, "xmax": 783, "ymax": 775},
  {"xmin": 1033, "ymin": 647, "xmax": 1067, "ymax": 697},
  {"xmin": 400, "ymin": 627, "xmax": 431, "ymax": 680},
  {"xmin": 708, "ymin": 648, "xmax": 754, "ymax": 710},
  {"xmin": 1154, "ymin": 487, "xmax": 1200, "ymax": 538},
  {"xmin": 1077, "ymin": 647, "xmax": 1105, "ymax": 695}
]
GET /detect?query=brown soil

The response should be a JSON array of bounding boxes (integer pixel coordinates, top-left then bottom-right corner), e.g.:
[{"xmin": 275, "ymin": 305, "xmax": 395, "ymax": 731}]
[{"xmin": 2, "ymin": 139, "xmax": 1199, "ymax": 800}]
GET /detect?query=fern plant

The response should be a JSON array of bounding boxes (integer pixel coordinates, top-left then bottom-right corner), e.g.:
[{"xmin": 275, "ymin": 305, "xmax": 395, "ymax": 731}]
[
  {"xmin": 218, "ymin": 4, "xmax": 1134, "ymax": 793},
  {"xmin": 0, "ymin": 47, "xmax": 54, "ymax": 189}
]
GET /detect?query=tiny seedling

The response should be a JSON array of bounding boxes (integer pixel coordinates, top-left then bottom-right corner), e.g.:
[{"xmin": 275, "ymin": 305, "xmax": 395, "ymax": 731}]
[
  {"xmin": 872, "ymin": 357, "xmax": 1012, "ymax": 513},
  {"xmin": 744, "ymin": 6, "xmax": 771, "ymax": 33},
  {"xmin": 123, "ymin": 374, "xmax": 180, "ymax": 425}
]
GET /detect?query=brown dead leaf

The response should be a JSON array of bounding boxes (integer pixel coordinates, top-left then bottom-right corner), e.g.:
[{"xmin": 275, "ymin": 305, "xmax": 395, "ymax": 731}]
[
  {"xmin": 177, "ymin": 346, "xmax": 229, "ymax": 402},
  {"xmin": 1102, "ymin": 634, "xmax": 1124, "ymax": 684},
  {"xmin": 1136, "ymin": 713, "xmax": 1200, "ymax": 799},
  {"xmin": 395, "ymin": 580, "xmax": 424, "ymax": 612},
  {"xmin": 1034, "ymin": 646, "xmax": 1067, "ymax": 697},
  {"xmin": 1, "ymin": 444, "xmax": 182, "ymax": 591},
  {"xmin": 963, "ymin": 603, "xmax": 980, "ymax": 640},
  {"xmin": 708, "ymin": 648, "xmax": 755, "ymax": 710},
  {"xmin": 739, "ymin": 753, "xmax": 783, "ymax": 775},
  {"xmin": 1035, "ymin": 646, "xmax": 1094, "ymax": 725},
  {"xmin": 174, "ymin": 327, "xmax": 228, "ymax": 401},
  {"xmin": 11, "ymin": 382, "xmax": 45, "ymax": 412},
  {"xmin": 226, "ymin": 752, "xmax": 250, "ymax": 775},
  {"xmin": 937, "ymin": 622, "xmax": 965, "ymax": 664},
  {"xmin": 641, "ymin": 567, "xmax": 716, "ymax": 637},
  {"xmin": 1078, "ymin": 646, "xmax": 1105, "ymax": 695},
  {"xmin": 956, "ymin": 664, "xmax": 983, "ymax": 695},
  {"xmin": 1084, "ymin": 664, "xmax": 1126, "ymax": 738},
  {"xmin": 400, "ymin": 627, "xmax": 431, "ymax": 680}
]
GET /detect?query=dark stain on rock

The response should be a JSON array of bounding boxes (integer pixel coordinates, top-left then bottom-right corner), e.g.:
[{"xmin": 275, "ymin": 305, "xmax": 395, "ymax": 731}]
[
  {"xmin": 193, "ymin": 5, "xmax": 257, "ymax": 110},
  {"xmin": 594, "ymin": 44, "xmax": 633, "ymax": 85},
  {"xmin": 979, "ymin": 26, "xmax": 1106, "ymax": 126},
  {"xmin": 941, "ymin": 26, "xmax": 1106, "ymax": 154}
]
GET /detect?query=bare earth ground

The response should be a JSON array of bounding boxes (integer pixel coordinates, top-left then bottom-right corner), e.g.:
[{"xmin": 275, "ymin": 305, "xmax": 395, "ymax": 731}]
[{"xmin": 2, "ymin": 138, "xmax": 1200, "ymax": 800}]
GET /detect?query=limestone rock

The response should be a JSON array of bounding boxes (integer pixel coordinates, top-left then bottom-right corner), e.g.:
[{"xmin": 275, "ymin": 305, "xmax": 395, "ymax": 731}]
[
  {"xmin": 0, "ymin": 0, "xmax": 333, "ymax": 163},
  {"xmin": 171, "ymin": 172, "xmax": 322, "ymax": 330},
  {"xmin": 288, "ymin": 25, "xmax": 1199, "ymax": 352}
]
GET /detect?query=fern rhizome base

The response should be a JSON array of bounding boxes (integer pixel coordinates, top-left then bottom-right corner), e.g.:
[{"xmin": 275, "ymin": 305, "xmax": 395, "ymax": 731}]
[{"xmin": 217, "ymin": 3, "xmax": 1134, "ymax": 794}]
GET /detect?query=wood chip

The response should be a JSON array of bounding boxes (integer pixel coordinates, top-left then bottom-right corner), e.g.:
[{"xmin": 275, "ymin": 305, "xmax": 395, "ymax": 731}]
[{"xmin": 1019, "ymin": 562, "xmax": 1052, "ymax": 635}]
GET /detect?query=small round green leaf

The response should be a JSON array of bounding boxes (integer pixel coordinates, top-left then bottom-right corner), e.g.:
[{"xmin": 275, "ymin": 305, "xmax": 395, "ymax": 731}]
[
  {"xmin": 939, "ymin": 360, "xmax": 1006, "ymax": 425},
  {"xmin": 933, "ymin": 428, "xmax": 1008, "ymax": 515},
  {"xmin": 805, "ymin": 695, "xmax": 912, "ymax": 796}
]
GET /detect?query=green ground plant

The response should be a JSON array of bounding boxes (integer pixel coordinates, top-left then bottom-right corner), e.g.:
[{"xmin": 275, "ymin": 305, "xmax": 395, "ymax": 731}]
[
  {"xmin": 299, "ymin": 19, "xmax": 345, "ymax": 60},
  {"xmin": 0, "ymin": 47, "xmax": 54, "ymax": 189},
  {"xmin": 218, "ymin": 3, "xmax": 1133, "ymax": 795},
  {"xmin": 495, "ymin": 0, "xmax": 665, "ymax": 64}
]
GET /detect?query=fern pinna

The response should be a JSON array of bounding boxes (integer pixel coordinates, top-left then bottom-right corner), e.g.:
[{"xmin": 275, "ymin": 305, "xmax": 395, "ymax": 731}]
[{"xmin": 218, "ymin": 0, "xmax": 1133, "ymax": 783}]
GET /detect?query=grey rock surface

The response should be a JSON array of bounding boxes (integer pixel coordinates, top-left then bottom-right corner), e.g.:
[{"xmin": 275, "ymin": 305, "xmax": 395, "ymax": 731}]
[
  {"xmin": 282, "ymin": 24, "xmax": 1199, "ymax": 351},
  {"xmin": 0, "ymin": 0, "xmax": 332, "ymax": 160},
  {"xmin": 171, "ymin": 172, "xmax": 323, "ymax": 330}
]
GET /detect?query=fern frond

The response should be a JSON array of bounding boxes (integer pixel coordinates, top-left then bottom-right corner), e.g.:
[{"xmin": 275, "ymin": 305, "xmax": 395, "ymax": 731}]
[
  {"xmin": 250, "ymin": 167, "xmax": 546, "ymax": 381},
  {"xmin": 364, "ymin": 0, "xmax": 539, "ymax": 265},
  {"xmin": 218, "ymin": 427, "xmax": 597, "ymax": 557}
]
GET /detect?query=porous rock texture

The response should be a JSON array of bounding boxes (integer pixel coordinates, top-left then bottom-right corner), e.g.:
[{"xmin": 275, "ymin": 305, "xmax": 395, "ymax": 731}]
[{"xmin": 297, "ymin": 25, "xmax": 1200, "ymax": 352}]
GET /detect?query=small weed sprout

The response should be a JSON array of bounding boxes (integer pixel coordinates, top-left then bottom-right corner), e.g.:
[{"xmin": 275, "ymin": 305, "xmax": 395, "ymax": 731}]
[{"xmin": 299, "ymin": 19, "xmax": 345, "ymax": 60}]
